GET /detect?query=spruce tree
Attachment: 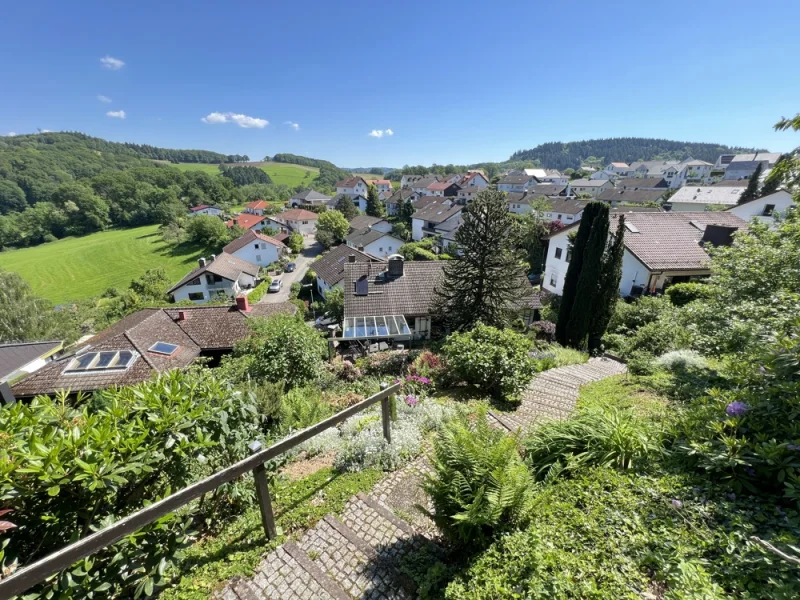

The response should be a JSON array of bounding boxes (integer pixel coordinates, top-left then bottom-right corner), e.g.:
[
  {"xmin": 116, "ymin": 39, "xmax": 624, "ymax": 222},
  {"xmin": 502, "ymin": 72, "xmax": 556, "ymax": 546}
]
[
  {"xmin": 398, "ymin": 196, "xmax": 415, "ymax": 225},
  {"xmin": 435, "ymin": 189, "xmax": 528, "ymax": 330},
  {"xmin": 565, "ymin": 203, "xmax": 610, "ymax": 347},
  {"xmin": 366, "ymin": 184, "xmax": 386, "ymax": 217},
  {"xmin": 555, "ymin": 202, "xmax": 604, "ymax": 345},
  {"xmin": 588, "ymin": 215, "xmax": 625, "ymax": 350},
  {"xmin": 738, "ymin": 163, "xmax": 762, "ymax": 204},
  {"xmin": 758, "ymin": 155, "xmax": 785, "ymax": 198},
  {"xmin": 335, "ymin": 194, "xmax": 358, "ymax": 220}
]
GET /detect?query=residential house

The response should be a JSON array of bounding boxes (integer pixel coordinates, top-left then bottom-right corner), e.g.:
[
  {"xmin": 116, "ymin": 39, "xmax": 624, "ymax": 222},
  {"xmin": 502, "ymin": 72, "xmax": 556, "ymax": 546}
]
[
  {"xmin": 458, "ymin": 171, "xmax": 489, "ymax": 188},
  {"xmin": 401, "ymin": 174, "xmax": 426, "ymax": 189},
  {"xmin": 225, "ymin": 213, "xmax": 278, "ymax": 233},
  {"xmin": 331, "ymin": 193, "xmax": 368, "ymax": 212},
  {"xmin": 714, "ymin": 154, "xmax": 736, "ymax": 169},
  {"xmin": 0, "ymin": 341, "xmax": 63, "ymax": 386},
  {"xmin": 243, "ymin": 200, "xmax": 270, "ymax": 215},
  {"xmin": 290, "ymin": 189, "xmax": 332, "ymax": 208},
  {"xmin": 682, "ymin": 160, "xmax": 714, "ymax": 183},
  {"xmin": 666, "ymin": 185, "xmax": 746, "ymax": 212},
  {"xmin": 411, "ymin": 176, "xmax": 442, "ymax": 195},
  {"xmin": 542, "ymin": 212, "xmax": 747, "ymax": 297},
  {"xmin": 569, "ymin": 179, "xmax": 614, "ymax": 197},
  {"xmin": 188, "ymin": 205, "xmax": 223, "ymax": 217},
  {"xmin": 413, "ymin": 195, "xmax": 450, "ymax": 211},
  {"xmin": 497, "ymin": 174, "xmax": 538, "ymax": 193},
  {"xmin": 605, "ymin": 162, "xmax": 632, "ymax": 177},
  {"xmin": 507, "ymin": 192, "xmax": 588, "ymax": 224},
  {"xmin": 222, "ymin": 230, "xmax": 288, "ymax": 268},
  {"xmin": 618, "ymin": 177, "xmax": 669, "ymax": 191},
  {"xmin": 346, "ymin": 227, "xmax": 405, "ymax": 259},
  {"xmin": 524, "ymin": 169, "xmax": 568, "ymax": 185},
  {"xmin": 529, "ymin": 183, "xmax": 573, "ymax": 198},
  {"xmin": 590, "ymin": 170, "xmax": 616, "ymax": 180},
  {"xmin": 9, "ymin": 301, "xmax": 296, "ymax": 400},
  {"xmin": 723, "ymin": 152, "xmax": 782, "ymax": 181},
  {"xmin": 168, "ymin": 254, "xmax": 260, "ymax": 304},
  {"xmin": 596, "ymin": 188, "xmax": 669, "ymax": 206},
  {"xmin": 726, "ymin": 190, "xmax": 795, "ymax": 224},
  {"xmin": 456, "ymin": 186, "xmax": 485, "ymax": 203},
  {"xmin": 335, "ymin": 176, "xmax": 369, "ymax": 198},
  {"xmin": 370, "ymin": 179, "xmax": 393, "ymax": 194},
  {"xmin": 427, "ymin": 181, "xmax": 461, "ymax": 197},
  {"xmin": 411, "ymin": 201, "xmax": 463, "ymax": 243},
  {"xmin": 384, "ymin": 189, "xmax": 418, "ymax": 216},
  {"xmin": 349, "ymin": 215, "xmax": 392, "ymax": 233},
  {"xmin": 343, "ymin": 257, "xmax": 445, "ymax": 340},
  {"xmin": 310, "ymin": 244, "xmax": 384, "ymax": 298},
  {"xmin": 629, "ymin": 160, "xmax": 687, "ymax": 188},
  {"xmin": 271, "ymin": 208, "xmax": 319, "ymax": 235}
]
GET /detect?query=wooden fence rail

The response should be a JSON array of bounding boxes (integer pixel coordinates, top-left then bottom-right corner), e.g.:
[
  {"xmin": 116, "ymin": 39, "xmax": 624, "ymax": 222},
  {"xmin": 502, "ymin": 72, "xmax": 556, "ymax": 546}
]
[{"xmin": 0, "ymin": 382, "xmax": 401, "ymax": 599}]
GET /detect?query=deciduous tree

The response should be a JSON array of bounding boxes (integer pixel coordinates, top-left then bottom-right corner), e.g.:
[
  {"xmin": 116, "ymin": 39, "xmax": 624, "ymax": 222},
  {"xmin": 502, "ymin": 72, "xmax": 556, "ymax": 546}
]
[{"xmin": 315, "ymin": 210, "xmax": 349, "ymax": 248}]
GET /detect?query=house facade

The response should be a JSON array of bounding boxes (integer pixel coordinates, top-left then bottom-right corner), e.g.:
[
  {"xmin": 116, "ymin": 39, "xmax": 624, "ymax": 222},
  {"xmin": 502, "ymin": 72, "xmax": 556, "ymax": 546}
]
[
  {"xmin": 497, "ymin": 174, "xmax": 538, "ymax": 193},
  {"xmin": 310, "ymin": 245, "xmax": 383, "ymax": 298},
  {"xmin": 290, "ymin": 189, "xmax": 332, "ymax": 208},
  {"xmin": 188, "ymin": 205, "xmax": 223, "ymax": 217},
  {"xmin": 726, "ymin": 190, "xmax": 795, "ymax": 224},
  {"xmin": 667, "ymin": 185, "xmax": 746, "ymax": 212},
  {"xmin": 271, "ymin": 208, "xmax": 319, "ymax": 235},
  {"xmin": 243, "ymin": 200, "xmax": 270, "ymax": 215},
  {"xmin": 371, "ymin": 179, "xmax": 393, "ymax": 193},
  {"xmin": 723, "ymin": 152, "xmax": 782, "ymax": 181},
  {"xmin": 169, "ymin": 254, "xmax": 260, "ymax": 304},
  {"xmin": 569, "ymin": 179, "xmax": 613, "ymax": 197},
  {"xmin": 336, "ymin": 177, "xmax": 369, "ymax": 198},
  {"xmin": 223, "ymin": 230, "xmax": 288, "ymax": 268},
  {"xmin": 384, "ymin": 189, "xmax": 418, "ymax": 216},
  {"xmin": 226, "ymin": 213, "xmax": 276, "ymax": 233},
  {"xmin": 411, "ymin": 202, "xmax": 463, "ymax": 242},
  {"xmin": 345, "ymin": 229, "xmax": 405, "ymax": 259}
]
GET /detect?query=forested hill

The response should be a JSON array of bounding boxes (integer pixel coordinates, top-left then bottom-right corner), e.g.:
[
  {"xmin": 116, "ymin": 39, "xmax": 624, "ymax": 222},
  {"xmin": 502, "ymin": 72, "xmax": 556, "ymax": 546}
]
[
  {"xmin": 267, "ymin": 153, "xmax": 338, "ymax": 170},
  {"xmin": 509, "ymin": 138, "xmax": 763, "ymax": 170}
]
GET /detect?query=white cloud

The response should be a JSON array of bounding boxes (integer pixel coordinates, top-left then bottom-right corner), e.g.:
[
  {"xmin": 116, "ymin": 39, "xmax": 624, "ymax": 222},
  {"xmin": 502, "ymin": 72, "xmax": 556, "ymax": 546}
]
[
  {"xmin": 100, "ymin": 56, "xmax": 125, "ymax": 70},
  {"xmin": 385, "ymin": 128, "xmax": 394, "ymax": 136},
  {"xmin": 4, "ymin": 132, "xmax": 17, "ymax": 137},
  {"xmin": 106, "ymin": 110, "xmax": 126, "ymax": 119},
  {"xmin": 284, "ymin": 121, "xmax": 300, "ymax": 131},
  {"xmin": 369, "ymin": 128, "xmax": 394, "ymax": 138},
  {"xmin": 201, "ymin": 112, "xmax": 268, "ymax": 129},
  {"xmin": 40, "ymin": 129, "xmax": 51, "ymax": 133},
  {"xmin": 97, "ymin": 95, "xmax": 112, "ymax": 103}
]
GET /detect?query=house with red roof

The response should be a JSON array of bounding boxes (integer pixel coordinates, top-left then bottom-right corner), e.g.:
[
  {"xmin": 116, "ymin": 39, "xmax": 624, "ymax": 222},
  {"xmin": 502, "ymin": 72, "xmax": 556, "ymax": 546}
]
[
  {"xmin": 243, "ymin": 200, "xmax": 270, "ymax": 216},
  {"xmin": 225, "ymin": 213, "xmax": 274, "ymax": 232},
  {"xmin": 370, "ymin": 179, "xmax": 393, "ymax": 193},
  {"xmin": 335, "ymin": 177, "xmax": 369, "ymax": 198},
  {"xmin": 223, "ymin": 229, "xmax": 288, "ymax": 267},
  {"xmin": 271, "ymin": 208, "xmax": 320, "ymax": 235},
  {"xmin": 188, "ymin": 204, "xmax": 223, "ymax": 217}
]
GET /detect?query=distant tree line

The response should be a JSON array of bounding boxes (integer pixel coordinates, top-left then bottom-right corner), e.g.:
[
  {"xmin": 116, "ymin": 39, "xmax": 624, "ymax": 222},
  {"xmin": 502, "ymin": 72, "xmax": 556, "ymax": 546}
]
[
  {"xmin": 220, "ymin": 165, "xmax": 273, "ymax": 186},
  {"xmin": 509, "ymin": 138, "xmax": 763, "ymax": 171},
  {"xmin": 267, "ymin": 153, "xmax": 338, "ymax": 170}
]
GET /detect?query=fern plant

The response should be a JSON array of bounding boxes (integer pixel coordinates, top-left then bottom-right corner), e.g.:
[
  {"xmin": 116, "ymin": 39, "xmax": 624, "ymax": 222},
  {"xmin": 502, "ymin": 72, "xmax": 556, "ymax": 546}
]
[{"xmin": 422, "ymin": 410, "xmax": 532, "ymax": 546}]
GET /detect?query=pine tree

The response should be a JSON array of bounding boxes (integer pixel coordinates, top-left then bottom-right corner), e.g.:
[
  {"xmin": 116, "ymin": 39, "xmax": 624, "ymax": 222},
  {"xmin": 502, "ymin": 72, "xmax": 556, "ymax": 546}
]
[
  {"xmin": 588, "ymin": 215, "xmax": 625, "ymax": 350},
  {"xmin": 555, "ymin": 202, "xmax": 603, "ymax": 345},
  {"xmin": 398, "ymin": 197, "xmax": 415, "ymax": 225},
  {"xmin": 366, "ymin": 184, "xmax": 386, "ymax": 217},
  {"xmin": 435, "ymin": 189, "xmax": 528, "ymax": 330},
  {"xmin": 738, "ymin": 163, "xmax": 763, "ymax": 204},
  {"xmin": 564, "ymin": 203, "xmax": 610, "ymax": 347},
  {"xmin": 335, "ymin": 194, "xmax": 358, "ymax": 220},
  {"xmin": 758, "ymin": 155, "xmax": 785, "ymax": 198}
]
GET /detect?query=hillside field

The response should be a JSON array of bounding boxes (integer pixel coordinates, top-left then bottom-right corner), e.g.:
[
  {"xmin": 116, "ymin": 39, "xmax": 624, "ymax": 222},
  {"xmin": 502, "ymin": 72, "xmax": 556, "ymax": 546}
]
[{"xmin": 0, "ymin": 225, "xmax": 207, "ymax": 304}]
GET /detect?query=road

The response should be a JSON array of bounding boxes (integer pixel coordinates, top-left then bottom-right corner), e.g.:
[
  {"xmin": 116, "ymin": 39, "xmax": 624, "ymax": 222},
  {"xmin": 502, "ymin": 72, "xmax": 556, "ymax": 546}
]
[{"xmin": 258, "ymin": 237, "xmax": 323, "ymax": 304}]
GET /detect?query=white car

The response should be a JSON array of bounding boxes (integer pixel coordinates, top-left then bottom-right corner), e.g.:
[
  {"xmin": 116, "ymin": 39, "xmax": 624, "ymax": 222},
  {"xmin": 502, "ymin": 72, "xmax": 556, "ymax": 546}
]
[{"xmin": 268, "ymin": 279, "xmax": 283, "ymax": 293}]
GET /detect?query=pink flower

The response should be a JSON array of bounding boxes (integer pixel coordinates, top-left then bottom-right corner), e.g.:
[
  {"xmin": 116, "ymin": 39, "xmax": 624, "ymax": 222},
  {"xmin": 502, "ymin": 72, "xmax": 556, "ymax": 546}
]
[{"xmin": 405, "ymin": 395, "xmax": 418, "ymax": 406}]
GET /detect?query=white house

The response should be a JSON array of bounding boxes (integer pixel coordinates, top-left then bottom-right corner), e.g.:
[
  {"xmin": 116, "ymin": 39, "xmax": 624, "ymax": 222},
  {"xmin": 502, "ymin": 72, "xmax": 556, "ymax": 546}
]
[
  {"xmin": 384, "ymin": 189, "xmax": 418, "ymax": 216},
  {"xmin": 335, "ymin": 176, "xmax": 369, "ymax": 198},
  {"xmin": 497, "ymin": 174, "xmax": 538, "ymax": 193},
  {"xmin": 370, "ymin": 179, "xmax": 393, "ymax": 194},
  {"xmin": 169, "ymin": 254, "xmax": 260, "ymax": 304},
  {"xmin": 726, "ymin": 190, "xmax": 795, "ymax": 224},
  {"xmin": 542, "ymin": 212, "xmax": 747, "ymax": 297},
  {"xmin": 411, "ymin": 201, "xmax": 463, "ymax": 242},
  {"xmin": 524, "ymin": 169, "xmax": 568, "ymax": 185},
  {"xmin": 223, "ymin": 230, "xmax": 288, "ymax": 268},
  {"xmin": 456, "ymin": 187, "xmax": 484, "ymax": 203},
  {"xmin": 226, "ymin": 213, "xmax": 278, "ymax": 233},
  {"xmin": 629, "ymin": 160, "xmax": 687, "ymax": 188},
  {"xmin": 590, "ymin": 170, "xmax": 615, "ymax": 180},
  {"xmin": 667, "ymin": 185, "xmax": 746, "ymax": 212},
  {"xmin": 188, "ymin": 205, "xmax": 223, "ymax": 217},
  {"xmin": 569, "ymin": 179, "xmax": 613, "ymax": 197},
  {"xmin": 682, "ymin": 160, "xmax": 714, "ymax": 183},
  {"xmin": 724, "ymin": 152, "xmax": 782, "ymax": 181},
  {"xmin": 458, "ymin": 171, "xmax": 489, "ymax": 188},
  {"xmin": 243, "ymin": 200, "xmax": 270, "ymax": 216},
  {"xmin": 290, "ymin": 189, "xmax": 332, "ymax": 208},
  {"xmin": 345, "ymin": 228, "xmax": 405, "ymax": 259},
  {"xmin": 602, "ymin": 162, "xmax": 631, "ymax": 177},
  {"xmin": 349, "ymin": 215, "xmax": 392, "ymax": 233},
  {"xmin": 272, "ymin": 208, "xmax": 319, "ymax": 235},
  {"xmin": 411, "ymin": 176, "xmax": 441, "ymax": 195},
  {"xmin": 310, "ymin": 244, "xmax": 384, "ymax": 298},
  {"xmin": 401, "ymin": 174, "xmax": 426, "ymax": 189}
]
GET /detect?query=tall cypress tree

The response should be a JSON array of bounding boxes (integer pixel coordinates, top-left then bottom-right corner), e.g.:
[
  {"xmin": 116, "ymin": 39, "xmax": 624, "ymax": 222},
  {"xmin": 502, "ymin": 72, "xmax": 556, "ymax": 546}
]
[
  {"xmin": 435, "ymin": 189, "xmax": 528, "ymax": 330},
  {"xmin": 738, "ymin": 163, "xmax": 763, "ymax": 204},
  {"xmin": 565, "ymin": 203, "xmax": 610, "ymax": 347},
  {"xmin": 555, "ymin": 202, "xmax": 604, "ymax": 345},
  {"xmin": 588, "ymin": 214, "xmax": 625, "ymax": 350},
  {"xmin": 366, "ymin": 184, "xmax": 386, "ymax": 217}
]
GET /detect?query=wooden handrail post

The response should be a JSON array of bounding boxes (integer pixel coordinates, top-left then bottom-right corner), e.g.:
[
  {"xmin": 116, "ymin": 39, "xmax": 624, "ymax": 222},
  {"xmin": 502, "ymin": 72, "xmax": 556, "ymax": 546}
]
[
  {"xmin": 249, "ymin": 441, "xmax": 277, "ymax": 540},
  {"xmin": 380, "ymin": 382, "xmax": 392, "ymax": 444}
]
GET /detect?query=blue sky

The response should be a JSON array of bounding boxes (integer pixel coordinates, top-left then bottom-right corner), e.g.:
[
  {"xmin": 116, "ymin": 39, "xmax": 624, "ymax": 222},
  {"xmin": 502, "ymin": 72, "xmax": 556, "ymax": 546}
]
[{"xmin": 2, "ymin": 0, "xmax": 799, "ymax": 167}]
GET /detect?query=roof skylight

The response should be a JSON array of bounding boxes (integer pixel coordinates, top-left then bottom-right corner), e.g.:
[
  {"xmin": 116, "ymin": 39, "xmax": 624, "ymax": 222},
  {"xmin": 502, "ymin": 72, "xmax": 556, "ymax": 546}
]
[
  {"xmin": 64, "ymin": 350, "xmax": 137, "ymax": 374},
  {"xmin": 149, "ymin": 342, "xmax": 179, "ymax": 356}
]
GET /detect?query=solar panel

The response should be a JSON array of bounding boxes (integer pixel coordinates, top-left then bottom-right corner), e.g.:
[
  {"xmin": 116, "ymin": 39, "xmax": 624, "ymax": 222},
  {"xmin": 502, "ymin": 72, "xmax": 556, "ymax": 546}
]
[
  {"xmin": 149, "ymin": 342, "xmax": 179, "ymax": 355},
  {"xmin": 64, "ymin": 350, "xmax": 138, "ymax": 374}
]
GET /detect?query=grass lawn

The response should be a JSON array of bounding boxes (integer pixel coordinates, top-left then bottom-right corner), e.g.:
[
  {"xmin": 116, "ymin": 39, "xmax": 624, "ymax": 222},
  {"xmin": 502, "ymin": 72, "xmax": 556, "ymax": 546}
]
[{"xmin": 0, "ymin": 225, "xmax": 208, "ymax": 304}]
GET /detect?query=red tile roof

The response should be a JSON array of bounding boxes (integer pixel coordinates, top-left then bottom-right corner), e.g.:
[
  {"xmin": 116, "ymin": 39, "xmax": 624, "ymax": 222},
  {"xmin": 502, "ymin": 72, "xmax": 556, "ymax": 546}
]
[
  {"xmin": 226, "ymin": 213, "xmax": 267, "ymax": 230},
  {"xmin": 223, "ymin": 230, "xmax": 287, "ymax": 255},
  {"xmin": 190, "ymin": 204, "xmax": 213, "ymax": 212},
  {"xmin": 246, "ymin": 200, "xmax": 269, "ymax": 210}
]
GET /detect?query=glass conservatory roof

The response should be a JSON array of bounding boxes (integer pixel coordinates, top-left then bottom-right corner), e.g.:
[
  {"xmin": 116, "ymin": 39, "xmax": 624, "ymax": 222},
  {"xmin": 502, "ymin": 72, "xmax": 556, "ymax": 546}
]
[{"xmin": 342, "ymin": 315, "xmax": 411, "ymax": 340}]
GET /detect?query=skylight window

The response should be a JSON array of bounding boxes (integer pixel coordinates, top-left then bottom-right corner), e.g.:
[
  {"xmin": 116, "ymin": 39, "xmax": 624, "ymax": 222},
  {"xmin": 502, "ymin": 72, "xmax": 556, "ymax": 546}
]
[
  {"xmin": 149, "ymin": 342, "xmax": 179, "ymax": 356},
  {"xmin": 64, "ymin": 350, "xmax": 137, "ymax": 374}
]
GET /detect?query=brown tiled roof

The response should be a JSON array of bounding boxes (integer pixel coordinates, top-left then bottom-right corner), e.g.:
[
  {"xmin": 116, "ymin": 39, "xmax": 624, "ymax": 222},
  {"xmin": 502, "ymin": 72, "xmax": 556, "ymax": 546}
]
[
  {"xmin": 336, "ymin": 177, "xmax": 367, "ymax": 188},
  {"xmin": 546, "ymin": 199, "xmax": 589, "ymax": 216},
  {"xmin": 411, "ymin": 195, "xmax": 442, "ymax": 210},
  {"xmin": 226, "ymin": 213, "xmax": 267, "ymax": 229},
  {"xmin": 411, "ymin": 176, "xmax": 440, "ymax": 189},
  {"xmin": 346, "ymin": 228, "xmax": 399, "ymax": 248},
  {"xmin": 311, "ymin": 244, "xmax": 384, "ymax": 287},
  {"xmin": 278, "ymin": 208, "xmax": 318, "ymax": 221},
  {"xmin": 619, "ymin": 177, "xmax": 669, "ymax": 189},
  {"xmin": 349, "ymin": 215, "xmax": 384, "ymax": 230},
  {"xmin": 411, "ymin": 202, "xmax": 462, "ymax": 224},
  {"xmin": 223, "ymin": 230, "xmax": 287, "ymax": 255},
  {"xmin": 292, "ymin": 189, "xmax": 331, "ymax": 201},
  {"xmin": 498, "ymin": 174, "xmax": 536, "ymax": 185},
  {"xmin": 596, "ymin": 189, "xmax": 667, "ymax": 204},
  {"xmin": 245, "ymin": 200, "xmax": 269, "ymax": 210},
  {"xmin": 273, "ymin": 232, "xmax": 290, "ymax": 243},
  {"xmin": 168, "ymin": 253, "xmax": 260, "ymax": 294},
  {"xmin": 343, "ymin": 261, "xmax": 445, "ymax": 318},
  {"xmin": 427, "ymin": 181, "xmax": 456, "ymax": 191},
  {"xmin": 385, "ymin": 189, "xmax": 416, "ymax": 205},
  {"xmin": 529, "ymin": 184, "xmax": 569, "ymax": 196},
  {"xmin": 247, "ymin": 302, "xmax": 298, "ymax": 319},
  {"xmin": 0, "ymin": 341, "xmax": 62, "ymax": 381},
  {"xmin": 619, "ymin": 212, "xmax": 747, "ymax": 271}
]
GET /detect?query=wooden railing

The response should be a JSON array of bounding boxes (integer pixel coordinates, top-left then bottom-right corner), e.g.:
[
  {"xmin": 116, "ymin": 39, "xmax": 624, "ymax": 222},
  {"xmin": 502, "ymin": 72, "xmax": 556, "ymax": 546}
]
[{"xmin": 0, "ymin": 382, "xmax": 401, "ymax": 599}]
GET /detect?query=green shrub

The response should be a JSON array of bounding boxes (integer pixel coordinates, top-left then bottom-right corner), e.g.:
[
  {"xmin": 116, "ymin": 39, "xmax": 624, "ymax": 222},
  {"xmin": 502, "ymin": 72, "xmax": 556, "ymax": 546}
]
[
  {"xmin": 524, "ymin": 407, "xmax": 665, "ymax": 479},
  {"xmin": 666, "ymin": 282, "xmax": 713, "ymax": 307},
  {"xmin": 549, "ymin": 343, "xmax": 588, "ymax": 367},
  {"xmin": 422, "ymin": 410, "xmax": 532, "ymax": 546},
  {"xmin": 0, "ymin": 369, "xmax": 263, "ymax": 599},
  {"xmin": 624, "ymin": 319, "xmax": 693, "ymax": 358},
  {"xmin": 442, "ymin": 323, "xmax": 537, "ymax": 402},
  {"xmin": 290, "ymin": 281, "xmax": 301, "ymax": 298},
  {"xmin": 280, "ymin": 387, "xmax": 332, "ymax": 431},
  {"xmin": 656, "ymin": 349, "xmax": 708, "ymax": 372},
  {"xmin": 246, "ymin": 278, "xmax": 272, "ymax": 304},
  {"xmin": 607, "ymin": 295, "xmax": 673, "ymax": 335}
]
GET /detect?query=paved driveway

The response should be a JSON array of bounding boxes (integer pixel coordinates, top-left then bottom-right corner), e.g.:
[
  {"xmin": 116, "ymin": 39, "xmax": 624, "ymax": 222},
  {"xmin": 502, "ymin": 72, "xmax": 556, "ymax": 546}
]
[{"xmin": 259, "ymin": 237, "xmax": 323, "ymax": 304}]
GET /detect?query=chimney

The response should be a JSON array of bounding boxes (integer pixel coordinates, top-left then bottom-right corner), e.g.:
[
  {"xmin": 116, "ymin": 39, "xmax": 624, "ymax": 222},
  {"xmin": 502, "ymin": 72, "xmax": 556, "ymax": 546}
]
[
  {"xmin": 387, "ymin": 255, "xmax": 404, "ymax": 278},
  {"xmin": 210, "ymin": 254, "xmax": 216, "ymax": 262},
  {"xmin": 235, "ymin": 295, "xmax": 250, "ymax": 312},
  {"xmin": 348, "ymin": 254, "xmax": 356, "ymax": 263},
  {"xmin": 177, "ymin": 310, "xmax": 188, "ymax": 321},
  {"xmin": 358, "ymin": 245, "xmax": 365, "ymax": 252},
  {"xmin": 198, "ymin": 257, "xmax": 207, "ymax": 267}
]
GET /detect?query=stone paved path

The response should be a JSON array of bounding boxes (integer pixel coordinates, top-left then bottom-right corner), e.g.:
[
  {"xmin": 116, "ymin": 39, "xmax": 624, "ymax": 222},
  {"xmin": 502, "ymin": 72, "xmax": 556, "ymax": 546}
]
[{"xmin": 215, "ymin": 357, "xmax": 626, "ymax": 599}]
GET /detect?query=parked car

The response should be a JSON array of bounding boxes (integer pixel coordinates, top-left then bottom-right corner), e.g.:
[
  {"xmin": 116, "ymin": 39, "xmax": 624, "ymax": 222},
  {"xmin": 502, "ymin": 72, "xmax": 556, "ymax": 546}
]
[
  {"xmin": 285, "ymin": 262, "xmax": 296, "ymax": 273},
  {"xmin": 268, "ymin": 279, "xmax": 283, "ymax": 293}
]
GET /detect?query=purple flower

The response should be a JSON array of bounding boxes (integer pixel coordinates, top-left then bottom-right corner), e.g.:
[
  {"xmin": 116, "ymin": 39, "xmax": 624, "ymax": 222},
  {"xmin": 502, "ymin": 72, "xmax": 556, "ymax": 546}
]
[
  {"xmin": 726, "ymin": 401, "xmax": 749, "ymax": 417},
  {"xmin": 727, "ymin": 492, "xmax": 736, "ymax": 501},
  {"xmin": 787, "ymin": 444, "xmax": 800, "ymax": 451},
  {"xmin": 405, "ymin": 395, "xmax": 418, "ymax": 407},
  {"xmin": 393, "ymin": 378, "xmax": 401, "ymax": 384},
  {"xmin": 671, "ymin": 499, "xmax": 683, "ymax": 509},
  {"xmin": 744, "ymin": 466, "xmax": 756, "ymax": 477}
]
